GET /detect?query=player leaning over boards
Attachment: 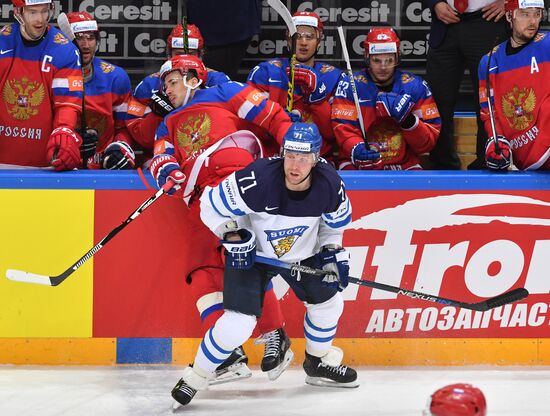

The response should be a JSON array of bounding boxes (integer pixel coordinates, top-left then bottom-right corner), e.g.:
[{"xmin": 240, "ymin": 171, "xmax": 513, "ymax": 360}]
[
  {"xmin": 170, "ymin": 123, "xmax": 358, "ymax": 408},
  {"xmin": 478, "ymin": 0, "xmax": 550, "ymax": 171},
  {"xmin": 332, "ymin": 27, "xmax": 441, "ymax": 171},
  {"xmin": 63, "ymin": 12, "xmax": 135, "ymax": 170},
  {"xmin": 0, "ymin": 0, "xmax": 83, "ymax": 170},
  {"xmin": 126, "ymin": 23, "xmax": 230, "ymax": 157}
]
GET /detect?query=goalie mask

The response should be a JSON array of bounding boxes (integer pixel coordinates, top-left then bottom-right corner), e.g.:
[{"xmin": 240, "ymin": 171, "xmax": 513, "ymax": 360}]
[
  {"xmin": 166, "ymin": 24, "xmax": 205, "ymax": 57},
  {"xmin": 425, "ymin": 383, "xmax": 487, "ymax": 416}
]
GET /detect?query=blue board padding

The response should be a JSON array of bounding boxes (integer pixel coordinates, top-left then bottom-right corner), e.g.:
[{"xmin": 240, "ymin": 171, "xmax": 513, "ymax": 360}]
[
  {"xmin": 116, "ymin": 338, "xmax": 172, "ymax": 364},
  {"xmin": 0, "ymin": 169, "xmax": 549, "ymax": 191}
]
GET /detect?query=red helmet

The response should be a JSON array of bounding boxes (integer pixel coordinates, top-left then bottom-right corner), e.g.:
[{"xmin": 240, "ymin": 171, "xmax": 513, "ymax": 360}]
[
  {"xmin": 166, "ymin": 24, "xmax": 205, "ymax": 56},
  {"xmin": 364, "ymin": 27, "xmax": 400, "ymax": 59},
  {"xmin": 12, "ymin": 0, "xmax": 51, "ymax": 6},
  {"xmin": 505, "ymin": 0, "xmax": 545, "ymax": 12},
  {"xmin": 160, "ymin": 54, "xmax": 208, "ymax": 86},
  {"xmin": 292, "ymin": 11, "xmax": 324, "ymax": 33},
  {"xmin": 428, "ymin": 383, "xmax": 487, "ymax": 416},
  {"xmin": 66, "ymin": 12, "xmax": 99, "ymax": 35}
]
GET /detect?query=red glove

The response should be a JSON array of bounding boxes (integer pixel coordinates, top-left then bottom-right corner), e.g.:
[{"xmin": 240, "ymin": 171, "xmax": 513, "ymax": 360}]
[
  {"xmin": 485, "ymin": 135, "xmax": 512, "ymax": 170},
  {"xmin": 47, "ymin": 127, "xmax": 82, "ymax": 171},
  {"xmin": 149, "ymin": 154, "xmax": 186, "ymax": 195},
  {"xmin": 287, "ymin": 64, "xmax": 317, "ymax": 95}
]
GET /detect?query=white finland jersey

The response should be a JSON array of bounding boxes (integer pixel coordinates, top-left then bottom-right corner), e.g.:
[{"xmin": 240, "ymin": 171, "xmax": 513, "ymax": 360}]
[{"xmin": 200, "ymin": 157, "xmax": 352, "ymax": 263}]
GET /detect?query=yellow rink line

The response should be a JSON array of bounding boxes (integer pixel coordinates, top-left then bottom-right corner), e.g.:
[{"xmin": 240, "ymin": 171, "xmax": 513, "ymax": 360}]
[{"xmin": 0, "ymin": 338, "xmax": 549, "ymax": 366}]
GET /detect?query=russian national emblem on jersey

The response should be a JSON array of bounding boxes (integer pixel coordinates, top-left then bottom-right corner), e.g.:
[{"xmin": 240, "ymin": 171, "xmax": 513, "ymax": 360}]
[
  {"xmin": 354, "ymin": 74, "xmax": 368, "ymax": 85},
  {"xmin": 0, "ymin": 24, "xmax": 11, "ymax": 36},
  {"xmin": 269, "ymin": 59, "xmax": 283, "ymax": 69},
  {"xmin": 100, "ymin": 62, "xmax": 115, "ymax": 74},
  {"xmin": 401, "ymin": 73, "xmax": 414, "ymax": 84},
  {"xmin": 176, "ymin": 113, "xmax": 211, "ymax": 153},
  {"xmin": 3, "ymin": 77, "xmax": 45, "ymax": 120},
  {"xmin": 265, "ymin": 226, "xmax": 309, "ymax": 258},
  {"xmin": 501, "ymin": 86, "xmax": 536, "ymax": 130},
  {"xmin": 368, "ymin": 118, "xmax": 402, "ymax": 161},
  {"xmin": 82, "ymin": 111, "xmax": 107, "ymax": 139},
  {"xmin": 320, "ymin": 64, "xmax": 335, "ymax": 74},
  {"xmin": 53, "ymin": 33, "xmax": 68, "ymax": 44}
]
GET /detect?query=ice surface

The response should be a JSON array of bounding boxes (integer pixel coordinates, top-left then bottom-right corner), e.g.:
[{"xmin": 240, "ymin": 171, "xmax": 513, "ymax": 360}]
[{"xmin": 0, "ymin": 365, "xmax": 549, "ymax": 415}]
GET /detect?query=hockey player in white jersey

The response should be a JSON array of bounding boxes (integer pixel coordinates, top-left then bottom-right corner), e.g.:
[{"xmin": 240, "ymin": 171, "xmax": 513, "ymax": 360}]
[{"xmin": 170, "ymin": 123, "xmax": 358, "ymax": 408}]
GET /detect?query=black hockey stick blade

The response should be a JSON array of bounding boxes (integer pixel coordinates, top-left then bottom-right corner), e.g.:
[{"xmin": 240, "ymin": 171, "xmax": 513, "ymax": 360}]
[
  {"xmin": 6, "ymin": 182, "xmax": 175, "ymax": 287},
  {"xmin": 477, "ymin": 287, "xmax": 529, "ymax": 311}
]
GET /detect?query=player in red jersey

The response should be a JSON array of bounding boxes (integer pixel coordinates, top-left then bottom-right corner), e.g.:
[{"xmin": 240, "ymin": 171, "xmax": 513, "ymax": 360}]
[
  {"xmin": 247, "ymin": 11, "xmax": 343, "ymax": 161},
  {"xmin": 332, "ymin": 27, "xmax": 441, "ymax": 170},
  {"xmin": 478, "ymin": 0, "xmax": 550, "ymax": 170},
  {"xmin": 150, "ymin": 55, "xmax": 294, "ymax": 388},
  {"xmin": 0, "ymin": 0, "xmax": 83, "ymax": 170},
  {"xmin": 126, "ymin": 23, "xmax": 230, "ymax": 160},
  {"xmin": 63, "ymin": 12, "xmax": 135, "ymax": 170}
]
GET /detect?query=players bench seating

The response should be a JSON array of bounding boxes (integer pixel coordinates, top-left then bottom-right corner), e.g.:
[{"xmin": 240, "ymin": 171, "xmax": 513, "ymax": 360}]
[{"xmin": 420, "ymin": 112, "xmax": 477, "ymax": 170}]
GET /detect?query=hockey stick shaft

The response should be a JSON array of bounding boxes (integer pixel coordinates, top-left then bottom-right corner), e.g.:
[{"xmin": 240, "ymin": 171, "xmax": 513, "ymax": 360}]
[
  {"xmin": 58, "ymin": 12, "xmax": 89, "ymax": 165},
  {"xmin": 337, "ymin": 26, "xmax": 366, "ymax": 140},
  {"xmin": 6, "ymin": 182, "xmax": 175, "ymax": 287},
  {"xmin": 255, "ymin": 255, "xmax": 529, "ymax": 311},
  {"xmin": 485, "ymin": 44, "xmax": 500, "ymax": 154},
  {"xmin": 267, "ymin": 0, "xmax": 297, "ymax": 111}
]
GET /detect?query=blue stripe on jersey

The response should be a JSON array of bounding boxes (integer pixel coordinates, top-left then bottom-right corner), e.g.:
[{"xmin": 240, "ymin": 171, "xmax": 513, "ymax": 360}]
[
  {"xmin": 304, "ymin": 329, "xmax": 335, "ymax": 343},
  {"xmin": 305, "ymin": 314, "xmax": 337, "ymax": 333},
  {"xmin": 241, "ymin": 97, "xmax": 267, "ymax": 123},
  {"xmin": 200, "ymin": 303, "xmax": 223, "ymax": 321},
  {"xmin": 207, "ymin": 327, "xmax": 233, "ymax": 355},
  {"xmin": 324, "ymin": 215, "xmax": 352, "ymax": 229},
  {"xmin": 218, "ymin": 184, "xmax": 246, "ymax": 216},
  {"xmin": 199, "ymin": 339, "xmax": 225, "ymax": 365},
  {"xmin": 208, "ymin": 188, "xmax": 226, "ymax": 218}
]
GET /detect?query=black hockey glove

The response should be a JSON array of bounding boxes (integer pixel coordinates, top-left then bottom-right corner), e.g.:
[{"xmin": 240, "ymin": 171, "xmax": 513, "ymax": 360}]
[
  {"xmin": 149, "ymin": 90, "xmax": 175, "ymax": 117},
  {"xmin": 78, "ymin": 128, "xmax": 99, "ymax": 161}
]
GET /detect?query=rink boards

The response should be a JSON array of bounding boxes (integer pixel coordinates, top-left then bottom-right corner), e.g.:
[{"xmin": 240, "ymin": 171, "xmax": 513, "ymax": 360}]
[{"xmin": 0, "ymin": 170, "xmax": 549, "ymax": 366}]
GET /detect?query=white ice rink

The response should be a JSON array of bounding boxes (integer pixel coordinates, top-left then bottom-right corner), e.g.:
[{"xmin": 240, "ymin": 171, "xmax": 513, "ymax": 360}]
[{"xmin": 1, "ymin": 365, "xmax": 549, "ymax": 415}]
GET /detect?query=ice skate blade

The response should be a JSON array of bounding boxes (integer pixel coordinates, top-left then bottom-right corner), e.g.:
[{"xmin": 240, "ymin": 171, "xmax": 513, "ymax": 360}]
[
  {"xmin": 305, "ymin": 376, "xmax": 359, "ymax": 389},
  {"xmin": 172, "ymin": 400, "xmax": 182, "ymax": 412},
  {"xmin": 267, "ymin": 348, "xmax": 294, "ymax": 381},
  {"xmin": 209, "ymin": 363, "xmax": 252, "ymax": 386}
]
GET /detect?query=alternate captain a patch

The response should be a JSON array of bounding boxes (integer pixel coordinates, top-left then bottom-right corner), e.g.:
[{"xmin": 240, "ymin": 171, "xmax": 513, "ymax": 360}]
[{"xmin": 265, "ymin": 226, "xmax": 309, "ymax": 258}]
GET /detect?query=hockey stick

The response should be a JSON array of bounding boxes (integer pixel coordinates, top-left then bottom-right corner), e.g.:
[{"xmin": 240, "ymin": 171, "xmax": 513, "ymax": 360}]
[
  {"xmin": 255, "ymin": 255, "xmax": 529, "ymax": 312},
  {"xmin": 58, "ymin": 12, "xmax": 90, "ymax": 166},
  {"xmin": 337, "ymin": 26, "xmax": 367, "ymax": 141},
  {"xmin": 5, "ymin": 182, "xmax": 175, "ymax": 287},
  {"xmin": 267, "ymin": 0, "xmax": 297, "ymax": 111},
  {"xmin": 181, "ymin": 0, "xmax": 189, "ymax": 54},
  {"xmin": 485, "ymin": 42, "xmax": 501, "ymax": 154}
]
